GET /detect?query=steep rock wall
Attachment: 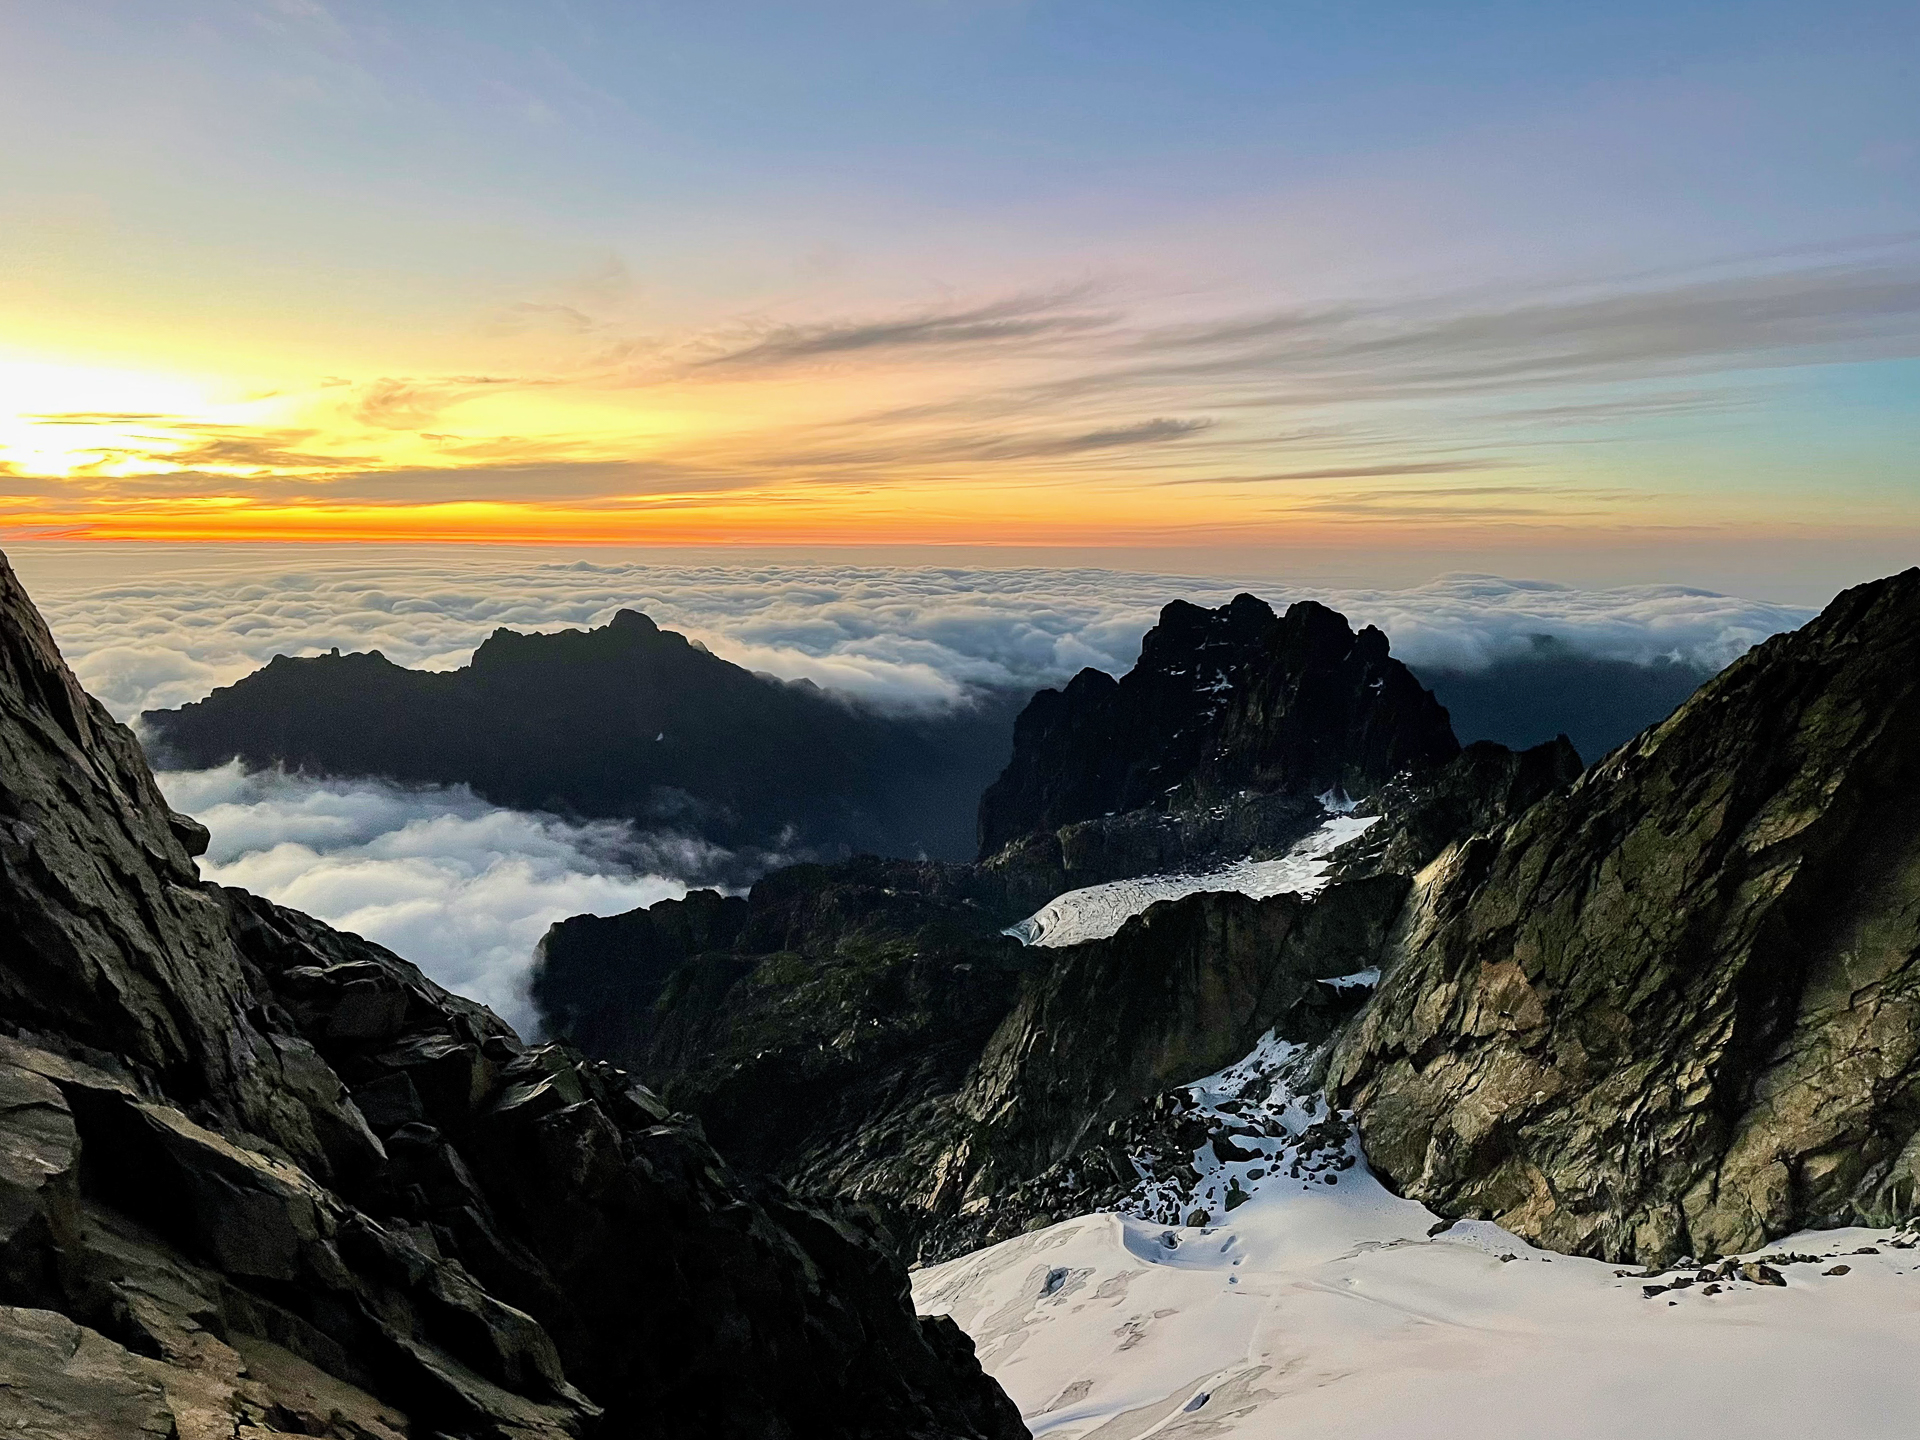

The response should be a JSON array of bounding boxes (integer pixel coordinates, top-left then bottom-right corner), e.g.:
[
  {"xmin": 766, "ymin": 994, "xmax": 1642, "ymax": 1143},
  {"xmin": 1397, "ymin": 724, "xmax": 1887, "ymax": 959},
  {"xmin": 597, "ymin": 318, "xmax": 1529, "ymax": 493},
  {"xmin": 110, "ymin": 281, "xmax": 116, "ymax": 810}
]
[{"xmin": 1332, "ymin": 569, "xmax": 1920, "ymax": 1266}]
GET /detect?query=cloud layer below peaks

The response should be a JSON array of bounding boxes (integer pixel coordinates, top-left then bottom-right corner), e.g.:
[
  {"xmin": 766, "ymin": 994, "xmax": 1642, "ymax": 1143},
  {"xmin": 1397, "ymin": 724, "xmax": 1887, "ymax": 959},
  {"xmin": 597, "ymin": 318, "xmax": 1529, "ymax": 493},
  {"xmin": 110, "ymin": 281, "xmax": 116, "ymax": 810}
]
[{"xmin": 19, "ymin": 551, "xmax": 1816, "ymax": 723}]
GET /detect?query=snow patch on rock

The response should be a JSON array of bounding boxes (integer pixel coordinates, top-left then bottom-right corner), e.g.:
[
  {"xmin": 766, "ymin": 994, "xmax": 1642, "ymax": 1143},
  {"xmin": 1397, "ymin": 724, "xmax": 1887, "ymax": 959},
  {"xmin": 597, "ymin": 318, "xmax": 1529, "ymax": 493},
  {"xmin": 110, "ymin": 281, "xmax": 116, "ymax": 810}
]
[{"xmin": 1005, "ymin": 814, "xmax": 1377, "ymax": 948}]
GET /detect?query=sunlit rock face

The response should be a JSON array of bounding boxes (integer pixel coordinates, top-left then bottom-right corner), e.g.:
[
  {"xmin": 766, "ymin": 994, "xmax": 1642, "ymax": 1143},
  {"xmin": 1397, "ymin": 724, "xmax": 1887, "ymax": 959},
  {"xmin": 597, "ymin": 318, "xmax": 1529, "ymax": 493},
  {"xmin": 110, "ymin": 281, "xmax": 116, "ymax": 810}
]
[{"xmin": 1334, "ymin": 567, "xmax": 1920, "ymax": 1266}]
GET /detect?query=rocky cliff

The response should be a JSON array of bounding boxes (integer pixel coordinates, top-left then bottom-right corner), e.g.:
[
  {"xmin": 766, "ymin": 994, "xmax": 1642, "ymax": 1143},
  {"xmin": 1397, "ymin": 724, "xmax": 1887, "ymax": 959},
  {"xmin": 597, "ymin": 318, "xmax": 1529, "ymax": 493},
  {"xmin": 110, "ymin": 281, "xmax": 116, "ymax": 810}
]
[
  {"xmin": 525, "ymin": 605, "xmax": 1495, "ymax": 1259},
  {"xmin": 141, "ymin": 610, "xmax": 1026, "ymax": 864},
  {"xmin": 535, "ymin": 861, "xmax": 1413, "ymax": 1261},
  {"xmin": 976, "ymin": 593, "xmax": 1459, "ymax": 861},
  {"xmin": 0, "ymin": 548, "xmax": 1025, "ymax": 1440},
  {"xmin": 1332, "ymin": 567, "xmax": 1920, "ymax": 1266},
  {"xmin": 526, "ymin": 594, "xmax": 1481, "ymax": 1261}
]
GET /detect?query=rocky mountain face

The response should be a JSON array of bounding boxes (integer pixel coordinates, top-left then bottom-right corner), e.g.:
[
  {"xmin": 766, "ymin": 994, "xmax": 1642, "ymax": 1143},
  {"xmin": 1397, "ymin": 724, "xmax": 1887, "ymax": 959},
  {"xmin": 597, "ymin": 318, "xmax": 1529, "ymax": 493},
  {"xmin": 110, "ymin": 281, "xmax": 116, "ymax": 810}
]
[
  {"xmin": 0, "ymin": 550, "xmax": 1025, "ymax": 1440},
  {"xmin": 141, "ymin": 610, "xmax": 1027, "ymax": 865},
  {"xmin": 531, "ymin": 596, "xmax": 1486, "ymax": 1260},
  {"xmin": 532, "ymin": 858, "xmax": 1038, "ymax": 1203},
  {"xmin": 1331, "ymin": 567, "xmax": 1920, "ymax": 1266},
  {"xmin": 535, "ymin": 862, "xmax": 1416, "ymax": 1261},
  {"xmin": 536, "ymin": 574, "xmax": 1920, "ymax": 1279},
  {"xmin": 977, "ymin": 594, "xmax": 1459, "ymax": 861}
]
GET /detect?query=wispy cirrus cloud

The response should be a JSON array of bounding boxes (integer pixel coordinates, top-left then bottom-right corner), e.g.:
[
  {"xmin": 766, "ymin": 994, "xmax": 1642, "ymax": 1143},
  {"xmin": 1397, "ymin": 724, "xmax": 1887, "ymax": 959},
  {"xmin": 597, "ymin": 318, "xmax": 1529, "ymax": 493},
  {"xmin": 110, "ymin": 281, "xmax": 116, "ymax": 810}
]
[
  {"xmin": 684, "ymin": 289, "xmax": 1117, "ymax": 370},
  {"xmin": 1160, "ymin": 459, "xmax": 1501, "ymax": 485},
  {"xmin": 350, "ymin": 375, "xmax": 532, "ymax": 429},
  {"xmin": 1142, "ymin": 258, "xmax": 1920, "ymax": 399},
  {"xmin": 8, "ymin": 241, "xmax": 1920, "ymax": 542}
]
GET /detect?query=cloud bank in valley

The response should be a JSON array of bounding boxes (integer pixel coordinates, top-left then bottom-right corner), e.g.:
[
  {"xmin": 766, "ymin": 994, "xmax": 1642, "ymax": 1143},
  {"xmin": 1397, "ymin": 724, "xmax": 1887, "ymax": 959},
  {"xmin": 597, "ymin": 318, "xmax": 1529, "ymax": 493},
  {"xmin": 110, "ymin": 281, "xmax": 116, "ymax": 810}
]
[
  {"xmin": 159, "ymin": 763, "xmax": 713, "ymax": 1034},
  {"xmin": 23, "ymin": 549, "xmax": 1811, "ymax": 1027},
  {"xmin": 17, "ymin": 550, "xmax": 1817, "ymax": 722}
]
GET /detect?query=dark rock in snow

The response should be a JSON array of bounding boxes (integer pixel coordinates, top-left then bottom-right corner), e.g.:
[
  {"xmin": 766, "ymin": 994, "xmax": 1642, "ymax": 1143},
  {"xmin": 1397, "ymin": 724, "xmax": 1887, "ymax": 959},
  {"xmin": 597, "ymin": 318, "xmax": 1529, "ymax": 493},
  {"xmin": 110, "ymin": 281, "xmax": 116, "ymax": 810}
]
[{"xmin": 0, "ymin": 550, "xmax": 1026, "ymax": 1440}]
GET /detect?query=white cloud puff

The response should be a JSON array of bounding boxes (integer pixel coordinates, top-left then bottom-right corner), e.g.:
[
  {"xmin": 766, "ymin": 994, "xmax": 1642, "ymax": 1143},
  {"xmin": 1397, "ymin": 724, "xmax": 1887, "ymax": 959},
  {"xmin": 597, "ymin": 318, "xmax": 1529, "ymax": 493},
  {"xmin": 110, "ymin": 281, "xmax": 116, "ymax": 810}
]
[
  {"xmin": 159, "ymin": 763, "xmax": 719, "ymax": 1034},
  {"xmin": 1290, "ymin": 573, "xmax": 1811, "ymax": 675}
]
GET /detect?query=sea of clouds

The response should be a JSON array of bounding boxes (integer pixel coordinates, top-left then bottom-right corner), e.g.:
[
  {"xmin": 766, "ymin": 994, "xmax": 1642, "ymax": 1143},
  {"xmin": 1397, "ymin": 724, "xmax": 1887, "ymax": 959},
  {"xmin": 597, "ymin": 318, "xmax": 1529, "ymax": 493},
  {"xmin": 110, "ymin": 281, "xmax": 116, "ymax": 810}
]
[
  {"xmin": 16, "ymin": 549, "xmax": 1815, "ymax": 723},
  {"xmin": 13, "ymin": 547, "xmax": 1816, "ymax": 1033}
]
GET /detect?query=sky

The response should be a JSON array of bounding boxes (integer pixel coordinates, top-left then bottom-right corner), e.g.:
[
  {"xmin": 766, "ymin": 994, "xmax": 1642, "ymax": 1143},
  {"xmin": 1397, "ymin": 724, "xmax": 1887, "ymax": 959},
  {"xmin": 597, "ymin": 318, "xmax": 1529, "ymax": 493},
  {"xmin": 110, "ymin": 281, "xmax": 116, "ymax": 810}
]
[{"xmin": 2, "ymin": 1, "xmax": 1917, "ymax": 585}]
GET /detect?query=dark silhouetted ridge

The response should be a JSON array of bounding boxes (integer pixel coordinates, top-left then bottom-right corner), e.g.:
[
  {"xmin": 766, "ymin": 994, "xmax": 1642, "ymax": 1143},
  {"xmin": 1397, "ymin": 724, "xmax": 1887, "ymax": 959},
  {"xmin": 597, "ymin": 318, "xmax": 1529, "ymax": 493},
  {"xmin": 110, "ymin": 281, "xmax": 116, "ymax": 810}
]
[
  {"xmin": 143, "ymin": 611, "xmax": 1027, "ymax": 863},
  {"xmin": 977, "ymin": 593, "xmax": 1460, "ymax": 859}
]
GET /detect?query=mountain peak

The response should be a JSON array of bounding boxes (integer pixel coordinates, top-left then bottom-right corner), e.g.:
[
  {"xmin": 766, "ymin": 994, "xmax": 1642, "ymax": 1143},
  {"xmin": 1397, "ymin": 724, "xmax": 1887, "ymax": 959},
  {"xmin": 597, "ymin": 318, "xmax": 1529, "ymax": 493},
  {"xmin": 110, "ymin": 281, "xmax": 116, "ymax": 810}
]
[
  {"xmin": 1332, "ymin": 563, "xmax": 1920, "ymax": 1265},
  {"xmin": 608, "ymin": 607, "xmax": 660, "ymax": 635},
  {"xmin": 977, "ymin": 592, "xmax": 1458, "ymax": 859}
]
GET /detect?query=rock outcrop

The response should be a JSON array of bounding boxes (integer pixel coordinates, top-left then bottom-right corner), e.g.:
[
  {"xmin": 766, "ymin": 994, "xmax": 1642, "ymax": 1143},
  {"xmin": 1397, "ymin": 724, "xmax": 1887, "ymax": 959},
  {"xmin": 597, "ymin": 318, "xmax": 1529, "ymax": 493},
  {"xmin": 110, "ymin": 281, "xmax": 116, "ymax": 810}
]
[
  {"xmin": 1332, "ymin": 568, "xmax": 1920, "ymax": 1266},
  {"xmin": 141, "ymin": 609, "xmax": 1027, "ymax": 864},
  {"xmin": 1324, "ymin": 736, "xmax": 1585, "ymax": 883},
  {"xmin": 534, "ymin": 858, "xmax": 1038, "ymax": 1195},
  {"xmin": 977, "ymin": 594, "xmax": 1458, "ymax": 861},
  {"xmin": 532, "ymin": 859, "xmax": 1415, "ymax": 1261},
  {"xmin": 0, "ymin": 548, "xmax": 1025, "ymax": 1440},
  {"xmin": 909, "ymin": 874, "xmax": 1410, "ymax": 1255},
  {"xmin": 530, "ymin": 594, "xmax": 1488, "ymax": 1261}
]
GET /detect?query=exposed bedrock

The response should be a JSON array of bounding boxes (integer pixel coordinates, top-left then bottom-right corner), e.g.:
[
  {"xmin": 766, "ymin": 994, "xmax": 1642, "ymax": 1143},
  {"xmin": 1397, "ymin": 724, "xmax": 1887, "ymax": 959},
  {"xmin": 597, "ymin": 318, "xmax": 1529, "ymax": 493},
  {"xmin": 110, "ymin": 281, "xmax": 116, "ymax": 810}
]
[
  {"xmin": 1332, "ymin": 567, "xmax": 1920, "ymax": 1267},
  {"xmin": 534, "ymin": 858, "xmax": 1414, "ymax": 1261},
  {"xmin": 910, "ymin": 874, "xmax": 1411, "ymax": 1256},
  {"xmin": 0, "ymin": 547, "xmax": 1025, "ymax": 1440}
]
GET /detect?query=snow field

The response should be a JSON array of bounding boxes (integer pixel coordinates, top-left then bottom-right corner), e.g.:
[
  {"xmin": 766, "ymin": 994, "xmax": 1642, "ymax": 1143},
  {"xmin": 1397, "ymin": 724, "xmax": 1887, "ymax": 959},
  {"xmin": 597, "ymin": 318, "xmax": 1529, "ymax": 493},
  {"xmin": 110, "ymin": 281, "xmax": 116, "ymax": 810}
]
[{"xmin": 917, "ymin": 1024, "xmax": 1920, "ymax": 1437}]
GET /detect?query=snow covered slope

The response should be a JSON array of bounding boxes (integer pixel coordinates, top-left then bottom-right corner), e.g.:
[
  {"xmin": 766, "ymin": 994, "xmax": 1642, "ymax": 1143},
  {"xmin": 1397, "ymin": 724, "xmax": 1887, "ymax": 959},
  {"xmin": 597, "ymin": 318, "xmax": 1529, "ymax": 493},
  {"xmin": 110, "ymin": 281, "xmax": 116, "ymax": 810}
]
[
  {"xmin": 1006, "ymin": 814, "xmax": 1377, "ymax": 948},
  {"xmin": 915, "ymin": 1031, "xmax": 1920, "ymax": 1439}
]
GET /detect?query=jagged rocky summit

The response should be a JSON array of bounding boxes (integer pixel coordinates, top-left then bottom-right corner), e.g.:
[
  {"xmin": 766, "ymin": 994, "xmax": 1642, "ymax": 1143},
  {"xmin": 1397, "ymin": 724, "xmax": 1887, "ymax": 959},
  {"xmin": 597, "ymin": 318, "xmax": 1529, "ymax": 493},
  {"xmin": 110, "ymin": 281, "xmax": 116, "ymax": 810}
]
[
  {"xmin": 534, "ymin": 593, "xmax": 1498, "ymax": 1258},
  {"xmin": 140, "ymin": 608, "xmax": 1027, "ymax": 866},
  {"xmin": 0, "ymin": 548, "xmax": 1025, "ymax": 1439},
  {"xmin": 977, "ymin": 593, "xmax": 1459, "ymax": 869}
]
